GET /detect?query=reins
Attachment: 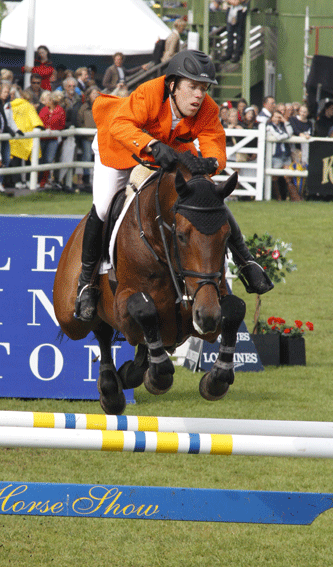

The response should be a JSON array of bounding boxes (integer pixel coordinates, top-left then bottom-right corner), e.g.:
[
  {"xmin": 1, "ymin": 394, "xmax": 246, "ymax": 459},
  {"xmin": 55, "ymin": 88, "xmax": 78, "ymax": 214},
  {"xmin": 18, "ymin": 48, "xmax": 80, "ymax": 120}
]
[{"xmin": 133, "ymin": 162, "xmax": 224, "ymax": 307}]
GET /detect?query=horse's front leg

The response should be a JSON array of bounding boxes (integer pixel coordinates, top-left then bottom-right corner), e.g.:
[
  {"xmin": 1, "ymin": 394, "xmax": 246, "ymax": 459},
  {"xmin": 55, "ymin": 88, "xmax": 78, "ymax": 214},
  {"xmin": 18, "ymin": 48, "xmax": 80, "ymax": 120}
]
[
  {"xmin": 94, "ymin": 321, "xmax": 126, "ymax": 414},
  {"xmin": 199, "ymin": 294, "xmax": 246, "ymax": 401},
  {"xmin": 127, "ymin": 292, "xmax": 175, "ymax": 395}
]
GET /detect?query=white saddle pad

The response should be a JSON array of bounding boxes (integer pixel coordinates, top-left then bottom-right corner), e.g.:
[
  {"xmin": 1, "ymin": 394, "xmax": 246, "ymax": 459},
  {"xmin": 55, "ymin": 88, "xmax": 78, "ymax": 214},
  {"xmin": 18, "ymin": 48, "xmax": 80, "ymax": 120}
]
[{"xmin": 99, "ymin": 165, "xmax": 156, "ymax": 275}]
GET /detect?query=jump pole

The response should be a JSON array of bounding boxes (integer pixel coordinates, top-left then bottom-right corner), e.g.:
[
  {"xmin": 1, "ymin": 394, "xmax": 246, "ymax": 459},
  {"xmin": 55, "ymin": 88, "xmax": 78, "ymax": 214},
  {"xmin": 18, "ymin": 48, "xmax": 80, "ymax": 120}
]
[
  {"xmin": 1, "ymin": 411, "xmax": 333, "ymax": 438},
  {"xmin": 1, "ymin": 427, "xmax": 333, "ymax": 458}
]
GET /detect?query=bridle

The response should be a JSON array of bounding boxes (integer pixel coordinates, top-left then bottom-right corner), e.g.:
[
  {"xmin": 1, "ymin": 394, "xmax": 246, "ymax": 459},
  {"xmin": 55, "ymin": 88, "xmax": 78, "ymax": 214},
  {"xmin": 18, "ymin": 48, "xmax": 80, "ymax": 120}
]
[{"xmin": 135, "ymin": 169, "xmax": 227, "ymax": 307}]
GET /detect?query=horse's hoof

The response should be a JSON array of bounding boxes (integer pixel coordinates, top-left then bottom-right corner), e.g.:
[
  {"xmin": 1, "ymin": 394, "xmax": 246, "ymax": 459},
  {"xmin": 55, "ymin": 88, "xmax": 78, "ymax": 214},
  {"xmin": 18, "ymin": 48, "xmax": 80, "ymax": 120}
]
[
  {"xmin": 97, "ymin": 375, "xmax": 126, "ymax": 415},
  {"xmin": 117, "ymin": 360, "xmax": 145, "ymax": 389},
  {"xmin": 143, "ymin": 368, "xmax": 173, "ymax": 395},
  {"xmin": 199, "ymin": 372, "xmax": 230, "ymax": 401}
]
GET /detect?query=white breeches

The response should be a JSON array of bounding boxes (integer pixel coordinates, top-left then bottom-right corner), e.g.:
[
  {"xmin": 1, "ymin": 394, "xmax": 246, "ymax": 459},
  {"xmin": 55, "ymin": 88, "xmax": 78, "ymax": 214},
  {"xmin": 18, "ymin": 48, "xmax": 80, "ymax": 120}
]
[{"xmin": 92, "ymin": 134, "xmax": 132, "ymax": 221}]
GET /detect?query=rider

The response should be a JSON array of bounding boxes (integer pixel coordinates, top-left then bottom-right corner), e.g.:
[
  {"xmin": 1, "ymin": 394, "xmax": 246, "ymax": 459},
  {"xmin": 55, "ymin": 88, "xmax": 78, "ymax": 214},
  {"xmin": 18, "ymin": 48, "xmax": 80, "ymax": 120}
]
[{"xmin": 75, "ymin": 49, "xmax": 273, "ymax": 321}]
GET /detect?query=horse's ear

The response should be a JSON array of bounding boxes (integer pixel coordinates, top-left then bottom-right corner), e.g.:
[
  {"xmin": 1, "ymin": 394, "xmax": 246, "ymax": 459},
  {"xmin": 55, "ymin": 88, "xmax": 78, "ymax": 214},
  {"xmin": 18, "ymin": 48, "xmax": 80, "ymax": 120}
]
[
  {"xmin": 215, "ymin": 172, "xmax": 238, "ymax": 201},
  {"xmin": 175, "ymin": 169, "xmax": 191, "ymax": 198}
]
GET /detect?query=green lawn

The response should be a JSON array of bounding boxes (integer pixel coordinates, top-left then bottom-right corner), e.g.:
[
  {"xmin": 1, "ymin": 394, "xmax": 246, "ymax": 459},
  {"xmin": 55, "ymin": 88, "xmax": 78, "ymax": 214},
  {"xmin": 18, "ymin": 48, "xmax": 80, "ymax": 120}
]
[{"xmin": 0, "ymin": 193, "xmax": 332, "ymax": 567}]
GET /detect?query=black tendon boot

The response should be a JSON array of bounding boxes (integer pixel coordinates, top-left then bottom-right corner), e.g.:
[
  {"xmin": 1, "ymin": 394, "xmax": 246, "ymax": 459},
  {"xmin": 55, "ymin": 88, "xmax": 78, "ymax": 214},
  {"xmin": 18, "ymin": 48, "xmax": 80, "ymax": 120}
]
[
  {"xmin": 226, "ymin": 207, "xmax": 274, "ymax": 295},
  {"xmin": 75, "ymin": 205, "xmax": 104, "ymax": 321}
]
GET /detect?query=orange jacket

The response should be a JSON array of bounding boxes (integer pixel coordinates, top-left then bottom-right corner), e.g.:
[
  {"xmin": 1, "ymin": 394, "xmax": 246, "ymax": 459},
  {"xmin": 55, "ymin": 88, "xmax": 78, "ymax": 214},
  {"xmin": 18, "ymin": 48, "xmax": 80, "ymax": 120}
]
[{"xmin": 93, "ymin": 76, "xmax": 226, "ymax": 171}]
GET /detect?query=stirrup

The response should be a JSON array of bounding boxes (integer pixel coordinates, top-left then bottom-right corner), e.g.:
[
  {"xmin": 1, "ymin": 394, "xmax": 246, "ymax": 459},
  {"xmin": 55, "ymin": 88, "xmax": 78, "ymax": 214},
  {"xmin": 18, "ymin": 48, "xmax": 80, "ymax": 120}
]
[
  {"xmin": 74, "ymin": 283, "xmax": 100, "ymax": 321},
  {"xmin": 237, "ymin": 261, "xmax": 274, "ymax": 295}
]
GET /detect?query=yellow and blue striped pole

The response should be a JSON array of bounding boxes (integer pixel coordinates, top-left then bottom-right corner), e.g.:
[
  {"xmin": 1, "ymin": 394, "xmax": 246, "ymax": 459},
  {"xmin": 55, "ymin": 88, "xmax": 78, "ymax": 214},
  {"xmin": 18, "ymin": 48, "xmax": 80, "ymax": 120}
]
[
  {"xmin": 1, "ymin": 411, "xmax": 333, "ymax": 438},
  {"xmin": 1, "ymin": 427, "xmax": 333, "ymax": 457}
]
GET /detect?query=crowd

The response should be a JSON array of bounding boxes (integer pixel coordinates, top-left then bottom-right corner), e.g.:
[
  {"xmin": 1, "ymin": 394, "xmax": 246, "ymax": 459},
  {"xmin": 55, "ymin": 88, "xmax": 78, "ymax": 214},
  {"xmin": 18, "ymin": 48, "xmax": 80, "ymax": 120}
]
[
  {"xmin": 0, "ymin": 45, "xmax": 104, "ymax": 192},
  {"xmin": 220, "ymin": 94, "xmax": 331, "ymax": 201},
  {"xmin": 0, "ymin": 43, "xmax": 332, "ymax": 199}
]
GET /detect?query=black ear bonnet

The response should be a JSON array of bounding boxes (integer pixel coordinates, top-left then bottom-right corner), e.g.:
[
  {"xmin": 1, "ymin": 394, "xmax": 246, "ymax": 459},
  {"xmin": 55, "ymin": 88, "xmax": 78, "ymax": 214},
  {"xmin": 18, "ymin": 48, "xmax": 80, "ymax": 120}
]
[{"xmin": 173, "ymin": 176, "xmax": 228, "ymax": 235}]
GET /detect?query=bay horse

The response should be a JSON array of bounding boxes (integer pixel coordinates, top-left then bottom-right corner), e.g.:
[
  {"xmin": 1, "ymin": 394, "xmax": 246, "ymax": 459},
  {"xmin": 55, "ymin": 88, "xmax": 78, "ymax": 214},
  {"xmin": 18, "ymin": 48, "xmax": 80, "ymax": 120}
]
[{"xmin": 53, "ymin": 161, "xmax": 246, "ymax": 415}]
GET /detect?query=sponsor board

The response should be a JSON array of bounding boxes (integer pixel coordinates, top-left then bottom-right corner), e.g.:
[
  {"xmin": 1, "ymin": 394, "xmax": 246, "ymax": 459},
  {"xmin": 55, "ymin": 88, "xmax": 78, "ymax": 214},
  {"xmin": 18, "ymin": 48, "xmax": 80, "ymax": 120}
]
[
  {"xmin": 184, "ymin": 321, "xmax": 263, "ymax": 372},
  {"xmin": 0, "ymin": 215, "xmax": 135, "ymax": 402}
]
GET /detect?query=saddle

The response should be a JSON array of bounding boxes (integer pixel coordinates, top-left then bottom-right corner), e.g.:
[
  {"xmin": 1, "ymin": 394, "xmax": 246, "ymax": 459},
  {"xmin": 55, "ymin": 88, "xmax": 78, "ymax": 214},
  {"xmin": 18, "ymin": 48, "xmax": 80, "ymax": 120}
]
[{"xmin": 100, "ymin": 164, "xmax": 158, "ymax": 294}]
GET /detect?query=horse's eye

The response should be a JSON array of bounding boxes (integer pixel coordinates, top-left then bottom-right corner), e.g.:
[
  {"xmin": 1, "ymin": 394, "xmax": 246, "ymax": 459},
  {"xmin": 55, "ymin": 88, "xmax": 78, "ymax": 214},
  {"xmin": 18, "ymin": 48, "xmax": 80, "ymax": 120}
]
[{"xmin": 177, "ymin": 232, "xmax": 187, "ymax": 245}]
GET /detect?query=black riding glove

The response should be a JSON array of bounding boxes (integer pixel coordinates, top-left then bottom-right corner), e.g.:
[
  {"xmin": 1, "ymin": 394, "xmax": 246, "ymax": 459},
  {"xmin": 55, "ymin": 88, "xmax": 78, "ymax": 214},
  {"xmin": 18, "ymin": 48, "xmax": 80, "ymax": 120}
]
[
  {"xmin": 15, "ymin": 130, "xmax": 24, "ymax": 136},
  {"xmin": 150, "ymin": 141, "xmax": 178, "ymax": 171},
  {"xmin": 179, "ymin": 151, "xmax": 218, "ymax": 175},
  {"xmin": 200, "ymin": 156, "xmax": 219, "ymax": 174}
]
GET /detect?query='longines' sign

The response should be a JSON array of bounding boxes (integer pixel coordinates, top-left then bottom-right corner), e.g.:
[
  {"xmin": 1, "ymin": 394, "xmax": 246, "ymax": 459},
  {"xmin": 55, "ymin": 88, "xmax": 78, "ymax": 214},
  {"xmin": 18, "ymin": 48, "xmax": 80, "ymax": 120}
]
[{"xmin": 0, "ymin": 215, "xmax": 134, "ymax": 402}]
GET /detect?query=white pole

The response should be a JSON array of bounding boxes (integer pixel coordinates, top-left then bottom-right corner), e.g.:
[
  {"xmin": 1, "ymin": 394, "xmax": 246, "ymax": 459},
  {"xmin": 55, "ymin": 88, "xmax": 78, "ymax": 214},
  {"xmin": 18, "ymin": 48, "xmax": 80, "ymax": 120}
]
[
  {"xmin": 24, "ymin": 0, "xmax": 36, "ymax": 89},
  {"xmin": 1, "ymin": 411, "xmax": 333, "ymax": 438},
  {"xmin": 303, "ymin": 6, "xmax": 310, "ymax": 99},
  {"xmin": 1, "ymin": 427, "xmax": 333, "ymax": 458}
]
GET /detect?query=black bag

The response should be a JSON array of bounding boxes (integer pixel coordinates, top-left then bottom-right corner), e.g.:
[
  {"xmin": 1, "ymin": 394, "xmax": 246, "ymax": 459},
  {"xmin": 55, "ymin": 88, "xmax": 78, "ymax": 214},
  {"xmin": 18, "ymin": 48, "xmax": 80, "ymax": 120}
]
[{"xmin": 153, "ymin": 39, "xmax": 166, "ymax": 64}]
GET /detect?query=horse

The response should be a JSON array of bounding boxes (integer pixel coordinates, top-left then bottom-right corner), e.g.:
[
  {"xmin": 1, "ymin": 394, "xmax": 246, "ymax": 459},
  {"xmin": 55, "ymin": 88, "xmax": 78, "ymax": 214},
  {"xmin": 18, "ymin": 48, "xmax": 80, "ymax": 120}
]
[{"xmin": 53, "ymin": 161, "xmax": 246, "ymax": 415}]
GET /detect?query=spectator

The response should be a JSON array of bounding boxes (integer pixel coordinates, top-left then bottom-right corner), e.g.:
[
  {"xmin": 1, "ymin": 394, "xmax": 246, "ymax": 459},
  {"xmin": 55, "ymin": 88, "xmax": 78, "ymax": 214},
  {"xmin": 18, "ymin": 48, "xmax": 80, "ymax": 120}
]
[
  {"xmin": 219, "ymin": 103, "xmax": 230, "ymax": 127},
  {"xmin": 266, "ymin": 110, "xmax": 301, "ymax": 201},
  {"xmin": 236, "ymin": 98, "xmax": 247, "ymax": 121},
  {"xmin": 102, "ymin": 53, "xmax": 148, "ymax": 94},
  {"xmin": 276, "ymin": 102, "xmax": 286, "ymax": 116},
  {"xmin": 25, "ymin": 73, "xmax": 45, "ymax": 110},
  {"xmin": 0, "ymin": 83, "xmax": 23, "ymax": 190},
  {"xmin": 76, "ymin": 86, "xmax": 99, "ymax": 191},
  {"xmin": 289, "ymin": 103, "xmax": 312, "ymax": 165},
  {"xmin": 314, "ymin": 100, "xmax": 333, "ymax": 137},
  {"xmin": 284, "ymin": 102, "xmax": 294, "ymax": 121},
  {"xmin": 54, "ymin": 78, "xmax": 82, "ymax": 189},
  {"xmin": 22, "ymin": 45, "xmax": 55, "ymax": 91},
  {"xmin": 257, "ymin": 95, "xmax": 276, "ymax": 124},
  {"xmin": 38, "ymin": 91, "xmax": 66, "ymax": 188},
  {"xmin": 292, "ymin": 101, "xmax": 301, "ymax": 116},
  {"xmin": 220, "ymin": 0, "xmax": 249, "ymax": 64},
  {"xmin": 51, "ymin": 64, "xmax": 67, "ymax": 90},
  {"xmin": 210, "ymin": 0, "xmax": 222, "ymax": 10},
  {"xmin": 87, "ymin": 65, "xmax": 99, "ymax": 88},
  {"xmin": 0, "ymin": 69, "xmax": 14, "ymax": 85},
  {"xmin": 8, "ymin": 88, "xmax": 44, "ymax": 189},
  {"xmin": 239, "ymin": 106, "xmax": 258, "ymax": 177},
  {"xmin": 225, "ymin": 106, "xmax": 243, "ymax": 164},
  {"xmin": 161, "ymin": 19, "xmax": 187, "ymax": 63},
  {"xmin": 75, "ymin": 67, "xmax": 90, "ymax": 94},
  {"xmin": 62, "ymin": 77, "xmax": 82, "ymax": 128}
]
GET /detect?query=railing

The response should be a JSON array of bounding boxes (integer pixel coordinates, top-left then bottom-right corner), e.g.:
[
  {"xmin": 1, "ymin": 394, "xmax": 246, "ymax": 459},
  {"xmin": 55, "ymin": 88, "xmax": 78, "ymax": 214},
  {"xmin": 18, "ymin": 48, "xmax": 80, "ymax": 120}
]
[{"xmin": 1, "ymin": 126, "xmax": 329, "ymax": 200}]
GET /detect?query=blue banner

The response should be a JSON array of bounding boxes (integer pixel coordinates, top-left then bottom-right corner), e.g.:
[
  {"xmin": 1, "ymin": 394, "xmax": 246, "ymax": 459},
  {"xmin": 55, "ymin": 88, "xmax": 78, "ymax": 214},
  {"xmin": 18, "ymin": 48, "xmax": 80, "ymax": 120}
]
[
  {"xmin": 0, "ymin": 215, "xmax": 135, "ymax": 402},
  {"xmin": 0, "ymin": 481, "xmax": 331, "ymax": 524}
]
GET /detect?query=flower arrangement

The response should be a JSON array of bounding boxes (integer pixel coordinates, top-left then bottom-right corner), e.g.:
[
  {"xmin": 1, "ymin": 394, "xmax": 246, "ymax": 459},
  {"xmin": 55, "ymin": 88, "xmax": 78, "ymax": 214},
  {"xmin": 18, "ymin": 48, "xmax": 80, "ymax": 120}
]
[
  {"xmin": 257, "ymin": 317, "xmax": 314, "ymax": 338},
  {"xmin": 228, "ymin": 232, "xmax": 297, "ymax": 334},
  {"xmin": 242, "ymin": 232, "xmax": 297, "ymax": 283}
]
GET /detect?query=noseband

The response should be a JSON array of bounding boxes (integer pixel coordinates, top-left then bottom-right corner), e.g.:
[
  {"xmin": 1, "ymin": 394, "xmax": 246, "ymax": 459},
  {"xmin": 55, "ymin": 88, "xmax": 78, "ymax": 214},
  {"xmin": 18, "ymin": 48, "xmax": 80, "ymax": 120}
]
[{"xmin": 135, "ymin": 170, "xmax": 227, "ymax": 306}]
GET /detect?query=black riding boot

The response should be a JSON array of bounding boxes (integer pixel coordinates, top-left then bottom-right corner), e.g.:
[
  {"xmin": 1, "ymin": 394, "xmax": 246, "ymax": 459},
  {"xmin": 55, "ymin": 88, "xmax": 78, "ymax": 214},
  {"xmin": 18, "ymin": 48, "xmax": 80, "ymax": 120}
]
[
  {"xmin": 75, "ymin": 205, "xmax": 104, "ymax": 321},
  {"xmin": 226, "ymin": 207, "xmax": 274, "ymax": 295}
]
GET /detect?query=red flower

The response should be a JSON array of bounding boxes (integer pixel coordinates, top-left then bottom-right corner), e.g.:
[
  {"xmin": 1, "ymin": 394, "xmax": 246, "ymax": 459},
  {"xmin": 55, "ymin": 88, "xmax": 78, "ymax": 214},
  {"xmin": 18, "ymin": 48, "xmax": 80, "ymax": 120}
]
[
  {"xmin": 283, "ymin": 328, "xmax": 291, "ymax": 334},
  {"xmin": 276, "ymin": 318, "xmax": 285, "ymax": 325},
  {"xmin": 271, "ymin": 325, "xmax": 277, "ymax": 330},
  {"xmin": 267, "ymin": 317, "xmax": 276, "ymax": 325},
  {"xmin": 306, "ymin": 321, "xmax": 314, "ymax": 331},
  {"xmin": 294, "ymin": 320, "xmax": 303, "ymax": 328},
  {"xmin": 272, "ymin": 250, "xmax": 280, "ymax": 260}
]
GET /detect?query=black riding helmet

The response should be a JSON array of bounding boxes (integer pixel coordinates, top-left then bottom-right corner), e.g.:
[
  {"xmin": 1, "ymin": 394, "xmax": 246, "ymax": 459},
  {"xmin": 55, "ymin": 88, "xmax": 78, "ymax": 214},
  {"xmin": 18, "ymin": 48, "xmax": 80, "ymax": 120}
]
[{"xmin": 165, "ymin": 50, "xmax": 218, "ymax": 85}]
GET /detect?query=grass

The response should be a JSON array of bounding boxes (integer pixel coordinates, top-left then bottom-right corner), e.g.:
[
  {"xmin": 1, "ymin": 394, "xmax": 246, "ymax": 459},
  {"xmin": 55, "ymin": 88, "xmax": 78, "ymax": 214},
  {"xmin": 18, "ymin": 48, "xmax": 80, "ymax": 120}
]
[{"xmin": 0, "ymin": 193, "xmax": 333, "ymax": 567}]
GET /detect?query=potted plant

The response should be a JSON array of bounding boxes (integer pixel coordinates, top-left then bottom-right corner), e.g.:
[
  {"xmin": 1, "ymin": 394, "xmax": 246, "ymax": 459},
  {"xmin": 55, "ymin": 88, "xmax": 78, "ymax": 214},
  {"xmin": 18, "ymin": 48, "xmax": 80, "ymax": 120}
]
[{"xmin": 254, "ymin": 317, "xmax": 314, "ymax": 366}]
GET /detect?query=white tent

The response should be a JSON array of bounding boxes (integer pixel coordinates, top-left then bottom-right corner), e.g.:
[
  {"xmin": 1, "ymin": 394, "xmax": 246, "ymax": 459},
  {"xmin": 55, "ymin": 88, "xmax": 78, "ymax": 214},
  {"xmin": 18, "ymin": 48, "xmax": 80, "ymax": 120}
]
[{"xmin": 0, "ymin": 0, "xmax": 170, "ymax": 55}]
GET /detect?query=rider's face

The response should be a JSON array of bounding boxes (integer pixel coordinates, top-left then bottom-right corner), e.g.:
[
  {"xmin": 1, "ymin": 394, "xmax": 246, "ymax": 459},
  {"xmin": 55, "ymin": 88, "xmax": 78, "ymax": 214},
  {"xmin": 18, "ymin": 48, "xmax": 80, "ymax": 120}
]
[{"xmin": 170, "ymin": 78, "xmax": 208, "ymax": 118}]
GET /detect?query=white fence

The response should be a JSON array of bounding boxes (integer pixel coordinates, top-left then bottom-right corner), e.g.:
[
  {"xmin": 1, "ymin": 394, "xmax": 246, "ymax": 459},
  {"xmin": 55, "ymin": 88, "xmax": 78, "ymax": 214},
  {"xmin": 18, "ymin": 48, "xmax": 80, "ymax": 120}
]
[{"xmin": 1, "ymin": 125, "xmax": 330, "ymax": 199}]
